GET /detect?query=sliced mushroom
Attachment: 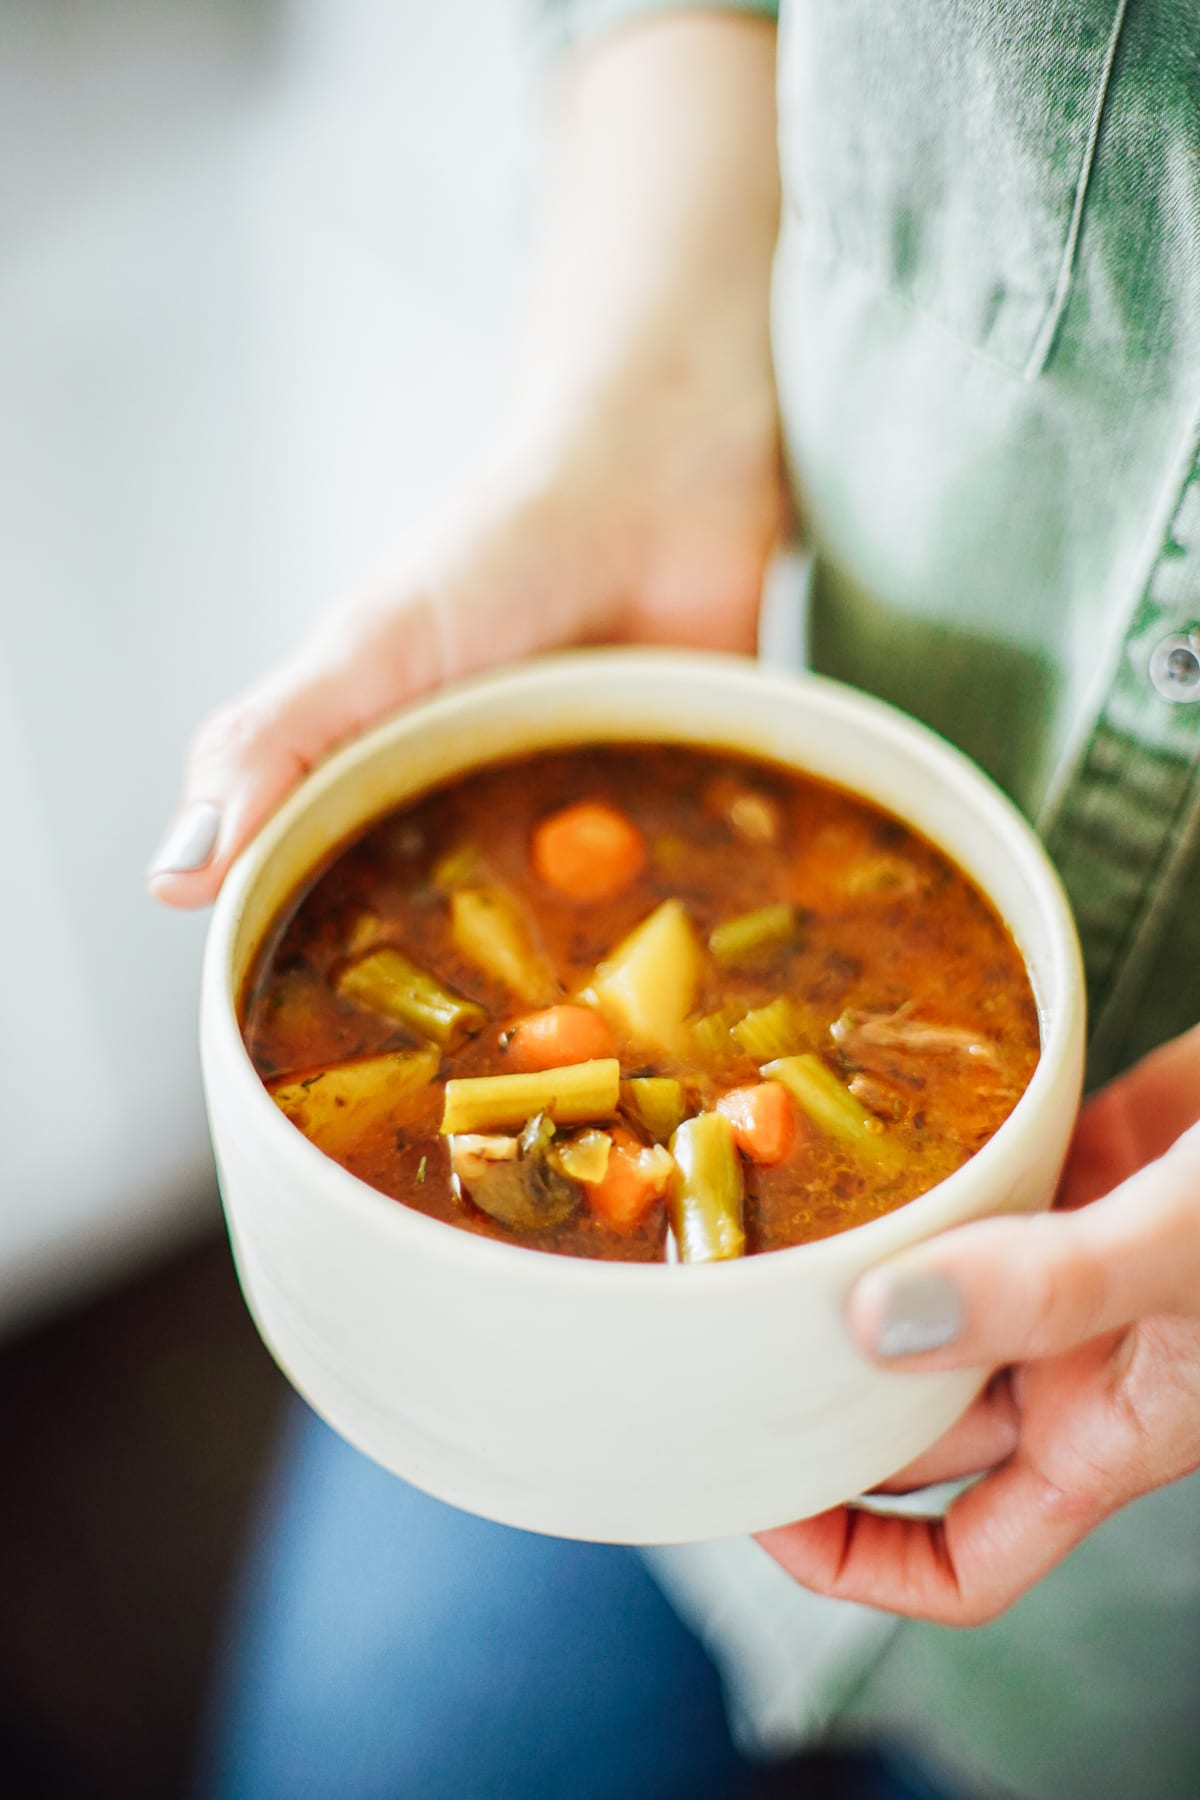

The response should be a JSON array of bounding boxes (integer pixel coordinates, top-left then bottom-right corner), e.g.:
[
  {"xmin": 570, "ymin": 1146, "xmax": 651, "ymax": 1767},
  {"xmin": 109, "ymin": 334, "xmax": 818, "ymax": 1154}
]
[{"xmin": 448, "ymin": 1112, "xmax": 580, "ymax": 1232}]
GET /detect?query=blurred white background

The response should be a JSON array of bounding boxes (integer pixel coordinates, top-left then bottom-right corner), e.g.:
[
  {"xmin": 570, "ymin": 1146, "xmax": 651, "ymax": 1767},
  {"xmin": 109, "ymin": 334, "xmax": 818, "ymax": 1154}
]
[{"xmin": 0, "ymin": 0, "xmax": 530, "ymax": 1331}]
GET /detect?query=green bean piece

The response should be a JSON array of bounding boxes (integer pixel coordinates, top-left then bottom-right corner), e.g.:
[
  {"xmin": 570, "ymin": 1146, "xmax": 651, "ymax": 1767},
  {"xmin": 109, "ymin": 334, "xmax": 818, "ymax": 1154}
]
[
  {"xmin": 761, "ymin": 1054, "xmax": 903, "ymax": 1170},
  {"xmin": 440, "ymin": 1058, "xmax": 620, "ymax": 1135},
  {"xmin": 668, "ymin": 1113, "xmax": 745, "ymax": 1263},
  {"xmin": 708, "ymin": 903, "xmax": 798, "ymax": 967},
  {"xmin": 620, "ymin": 1077, "xmax": 687, "ymax": 1145},
  {"xmin": 336, "ymin": 947, "xmax": 486, "ymax": 1049}
]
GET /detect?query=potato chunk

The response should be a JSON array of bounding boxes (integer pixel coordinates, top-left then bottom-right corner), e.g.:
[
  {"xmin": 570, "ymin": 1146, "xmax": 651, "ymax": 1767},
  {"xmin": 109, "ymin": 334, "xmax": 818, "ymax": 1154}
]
[
  {"xmin": 588, "ymin": 899, "xmax": 699, "ymax": 1057},
  {"xmin": 271, "ymin": 1046, "xmax": 440, "ymax": 1160}
]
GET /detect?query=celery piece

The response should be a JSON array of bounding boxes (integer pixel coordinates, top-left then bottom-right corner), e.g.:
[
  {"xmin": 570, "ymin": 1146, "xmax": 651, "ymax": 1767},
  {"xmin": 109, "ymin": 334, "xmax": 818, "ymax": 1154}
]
[
  {"xmin": 450, "ymin": 887, "xmax": 558, "ymax": 1006},
  {"xmin": 440, "ymin": 1057, "xmax": 620, "ymax": 1136},
  {"xmin": 590, "ymin": 899, "xmax": 700, "ymax": 1055},
  {"xmin": 761, "ymin": 1054, "xmax": 902, "ymax": 1169},
  {"xmin": 336, "ymin": 947, "xmax": 486, "ymax": 1049},
  {"xmin": 688, "ymin": 1005, "xmax": 745, "ymax": 1069},
  {"xmin": 731, "ymin": 995, "xmax": 825, "ymax": 1063},
  {"xmin": 708, "ymin": 903, "xmax": 797, "ymax": 967},
  {"xmin": 431, "ymin": 841, "xmax": 486, "ymax": 892},
  {"xmin": 271, "ymin": 1046, "xmax": 440, "ymax": 1159},
  {"xmin": 705, "ymin": 776, "xmax": 782, "ymax": 845},
  {"xmin": 620, "ymin": 1077, "xmax": 687, "ymax": 1145},
  {"xmin": 841, "ymin": 855, "xmax": 922, "ymax": 900},
  {"xmin": 652, "ymin": 833, "xmax": 691, "ymax": 876},
  {"xmin": 343, "ymin": 912, "xmax": 387, "ymax": 958},
  {"xmin": 554, "ymin": 1128, "xmax": 613, "ymax": 1185},
  {"xmin": 668, "ymin": 1113, "xmax": 745, "ymax": 1263}
]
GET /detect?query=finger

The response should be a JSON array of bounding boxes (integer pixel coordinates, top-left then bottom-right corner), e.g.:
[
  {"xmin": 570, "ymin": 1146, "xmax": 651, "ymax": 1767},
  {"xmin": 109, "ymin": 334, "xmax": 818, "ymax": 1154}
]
[
  {"xmin": 146, "ymin": 494, "xmax": 629, "ymax": 909},
  {"xmin": 758, "ymin": 1436, "xmax": 1111, "ymax": 1626},
  {"xmin": 847, "ymin": 1122, "xmax": 1200, "ymax": 1371},
  {"xmin": 1059, "ymin": 1020, "xmax": 1200, "ymax": 1210},
  {"xmin": 872, "ymin": 1372, "xmax": 1019, "ymax": 1494},
  {"xmin": 144, "ymin": 597, "xmax": 446, "ymax": 910}
]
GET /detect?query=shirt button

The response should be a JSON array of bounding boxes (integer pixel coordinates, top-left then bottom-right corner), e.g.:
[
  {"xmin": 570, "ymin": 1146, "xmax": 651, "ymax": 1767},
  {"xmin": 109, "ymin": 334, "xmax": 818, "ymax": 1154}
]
[{"xmin": 1149, "ymin": 631, "xmax": 1200, "ymax": 703}]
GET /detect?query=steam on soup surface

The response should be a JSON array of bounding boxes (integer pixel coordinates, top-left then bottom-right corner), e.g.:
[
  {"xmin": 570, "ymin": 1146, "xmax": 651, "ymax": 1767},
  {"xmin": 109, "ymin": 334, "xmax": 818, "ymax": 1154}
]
[{"xmin": 240, "ymin": 744, "xmax": 1040, "ymax": 1263}]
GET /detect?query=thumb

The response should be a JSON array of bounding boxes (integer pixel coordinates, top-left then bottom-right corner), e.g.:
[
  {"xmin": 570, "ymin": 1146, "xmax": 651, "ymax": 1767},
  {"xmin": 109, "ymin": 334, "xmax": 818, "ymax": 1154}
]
[
  {"xmin": 144, "ymin": 587, "xmax": 454, "ymax": 910},
  {"xmin": 145, "ymin": 497, "xmax": 628, "ymax": 910},
  {"xmin": 847, "ymin": 1120, "xmax": 1200, "ymax": 1370}
]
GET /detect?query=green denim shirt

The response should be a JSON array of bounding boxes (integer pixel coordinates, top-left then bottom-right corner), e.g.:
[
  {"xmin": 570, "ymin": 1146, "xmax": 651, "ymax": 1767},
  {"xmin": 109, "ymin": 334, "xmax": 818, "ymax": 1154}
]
[{"xmin": 537, "ymin": 4, "xmax": 1200, "ymax": 1796}]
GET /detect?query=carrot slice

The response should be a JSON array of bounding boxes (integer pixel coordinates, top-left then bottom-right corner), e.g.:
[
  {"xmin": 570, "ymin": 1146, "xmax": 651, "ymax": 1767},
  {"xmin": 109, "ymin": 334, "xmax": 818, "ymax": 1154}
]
[
  {"xmin": 583, "ymin": 1126, "xmax": 673, "ymax": 1229},
  {"xmin": 531, "ymin": 800, "xmax": 646, "ymax": 903},
  {"xmin": 503, "ymin": 1005, "xmax": 617, "ymax": 1073},
  {"xmin": 716, "ymin": 1082, "xmax": 798, "ymax": 1166}
]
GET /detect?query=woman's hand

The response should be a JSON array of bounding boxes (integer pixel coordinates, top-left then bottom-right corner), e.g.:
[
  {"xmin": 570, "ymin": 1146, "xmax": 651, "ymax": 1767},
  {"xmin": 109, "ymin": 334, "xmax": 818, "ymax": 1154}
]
[
  {"xmin": 758, "ymin": 1024, "xmax": 1200, "ymax": 1626},
  {"xmin": 146, "ymin": 12, "xmax": 783, "ymax": 908}
]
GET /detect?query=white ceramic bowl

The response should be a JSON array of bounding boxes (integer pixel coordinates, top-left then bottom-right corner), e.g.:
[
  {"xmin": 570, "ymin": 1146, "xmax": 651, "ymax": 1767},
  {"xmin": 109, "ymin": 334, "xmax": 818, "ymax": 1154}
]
[{"xmin": 201, "ymin": 649, "xmax": 1085, "ymax": 1544}]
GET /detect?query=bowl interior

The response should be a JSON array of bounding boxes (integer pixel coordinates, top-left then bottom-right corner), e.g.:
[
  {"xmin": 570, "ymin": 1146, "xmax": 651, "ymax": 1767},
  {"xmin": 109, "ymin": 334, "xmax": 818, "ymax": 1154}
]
[{"xmin": 206, "ymin": 648, "xmax": 1085, "ymax": 1281}]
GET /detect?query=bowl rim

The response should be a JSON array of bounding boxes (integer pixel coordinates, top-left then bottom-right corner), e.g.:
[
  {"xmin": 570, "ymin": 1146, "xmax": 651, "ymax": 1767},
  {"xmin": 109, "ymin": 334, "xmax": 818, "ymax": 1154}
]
[{"xmin": 201, "ymin": 647, "xmax": 1086, "ymax": 1295}]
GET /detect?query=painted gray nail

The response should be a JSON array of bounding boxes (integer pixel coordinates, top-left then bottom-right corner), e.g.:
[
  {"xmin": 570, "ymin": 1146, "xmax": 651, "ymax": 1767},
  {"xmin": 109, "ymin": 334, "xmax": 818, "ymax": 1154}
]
[
  {"xmin": 874, "ymin": 1270, "xmax": 964, "ymax": 1359},
  {"xmin": 148, "ymin": 802, "xmax": 221, "ymax": 877}
]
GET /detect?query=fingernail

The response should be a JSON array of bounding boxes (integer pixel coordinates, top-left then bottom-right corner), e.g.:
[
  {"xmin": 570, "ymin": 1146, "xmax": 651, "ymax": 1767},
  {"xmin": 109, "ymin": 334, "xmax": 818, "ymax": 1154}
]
[
  {"xmin": 872, "ymin": 1269, "xmax": 964, "ymax": 1359},
  {"xmin": 147, "ymin": 802, "xmax": 222, "ymax": 878}
]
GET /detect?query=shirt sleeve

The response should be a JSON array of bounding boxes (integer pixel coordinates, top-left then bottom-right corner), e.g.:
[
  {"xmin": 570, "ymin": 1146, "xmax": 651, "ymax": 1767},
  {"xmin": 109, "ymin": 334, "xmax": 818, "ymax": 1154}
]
[{"xmin": 527, "ymin": 0, "xmax": 778, "ymax": 62}]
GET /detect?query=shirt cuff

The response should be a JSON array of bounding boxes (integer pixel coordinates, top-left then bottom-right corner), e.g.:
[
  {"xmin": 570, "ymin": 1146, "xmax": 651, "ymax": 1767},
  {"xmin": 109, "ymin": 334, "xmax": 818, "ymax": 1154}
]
[{"xmin": 527, "ymin": 0, "xmax": 778, "ymax": 62}]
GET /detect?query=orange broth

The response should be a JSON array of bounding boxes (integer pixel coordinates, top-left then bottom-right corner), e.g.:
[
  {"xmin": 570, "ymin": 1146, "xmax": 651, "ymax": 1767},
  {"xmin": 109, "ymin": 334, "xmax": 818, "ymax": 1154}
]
[{"xmin": 240, "ymin": 743, "xmax": 1040, "ymax": 1262}]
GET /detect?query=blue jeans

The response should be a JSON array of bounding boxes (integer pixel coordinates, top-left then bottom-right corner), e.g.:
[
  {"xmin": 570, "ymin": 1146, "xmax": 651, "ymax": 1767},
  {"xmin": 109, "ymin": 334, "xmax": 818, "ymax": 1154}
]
[{"xmin": 199, "ymin": 1405, "xmax": 956, "ymax": 1800}]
